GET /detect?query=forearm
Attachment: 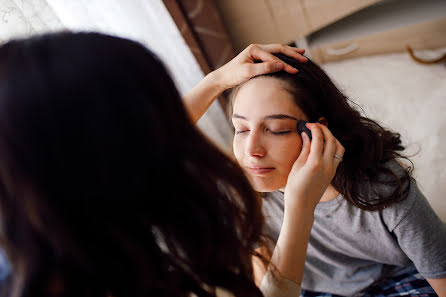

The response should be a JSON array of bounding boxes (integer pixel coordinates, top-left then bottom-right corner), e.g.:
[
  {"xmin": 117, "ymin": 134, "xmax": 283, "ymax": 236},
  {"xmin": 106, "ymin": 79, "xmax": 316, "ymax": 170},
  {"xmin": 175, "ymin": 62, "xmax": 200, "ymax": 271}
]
[
  {"xmin": 427, "ymin": 277, "xmax": 446, "ymax": 296},
  {"xmin": 182, "ymin": 70, "xmax": 226, "ymax": 124},
  {"xmin": 260, "ymin": 122, "xmax": 343, "ymax": 291},
  {"xmin": 270, "ymin": 206, "xmax": 314, "ymax": 285},
  {"xmin": 253, "ymin": 246, "xmax": 270, "ymax": 287}
]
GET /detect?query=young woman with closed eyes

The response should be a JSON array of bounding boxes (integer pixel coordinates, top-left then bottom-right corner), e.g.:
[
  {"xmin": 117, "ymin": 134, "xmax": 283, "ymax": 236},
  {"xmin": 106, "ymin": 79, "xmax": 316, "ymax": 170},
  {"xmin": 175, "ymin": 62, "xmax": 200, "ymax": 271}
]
[
  {"xmin": 186, "ymin": 46, "xmax": 345, "ymax": 294},
  {"xmin": 211, "ymin": 54, "xmax": 446, "ymax": 296}
]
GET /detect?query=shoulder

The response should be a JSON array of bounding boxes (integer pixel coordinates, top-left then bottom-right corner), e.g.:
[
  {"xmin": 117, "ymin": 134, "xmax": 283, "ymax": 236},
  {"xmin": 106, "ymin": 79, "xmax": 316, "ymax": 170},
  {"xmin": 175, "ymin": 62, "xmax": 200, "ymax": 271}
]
[
  {"xmin": 379, "ymin": 160, "xmax": 443, "ymax": 234},
  {"xmin": 378, "ymin": 160, "xmax": 445, "ymax": 234},
  {"xmin": 375, "ymin": 159, "xmax": 423, "ymax": 230},
  {"xmin": 375, "ymin": 159, "xmax": 410, "ymax": 187},
  {"xmin": 380, "ymin": 176, "xmax": 446, "ymax": 278},
  {"xmin": 380, "ymin": 175, "xmax": 421, "ymax": 231},
  {"xmin": 357, "ymin": 159, "xmax": 410, "ymax": 200}
]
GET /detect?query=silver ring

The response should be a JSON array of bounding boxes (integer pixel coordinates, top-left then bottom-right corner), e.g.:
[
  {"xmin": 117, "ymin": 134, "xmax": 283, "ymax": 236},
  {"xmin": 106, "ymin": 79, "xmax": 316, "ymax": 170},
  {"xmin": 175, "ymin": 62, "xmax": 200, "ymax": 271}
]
[{"xmin": 334, "ymin": 154, "xmax": 343, "ymax": 162}]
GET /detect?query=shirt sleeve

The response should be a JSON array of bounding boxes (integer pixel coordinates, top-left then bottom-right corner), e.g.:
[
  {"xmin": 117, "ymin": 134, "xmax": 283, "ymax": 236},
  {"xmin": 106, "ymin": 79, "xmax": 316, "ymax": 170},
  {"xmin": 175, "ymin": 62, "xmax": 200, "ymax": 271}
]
[
  {"xmin": 259, "ymin": 270, "xmax": 302, "ymax": 297},
  {"xmin": 386, "ymin": 178, "xmax": 446, "ymax": 279}
]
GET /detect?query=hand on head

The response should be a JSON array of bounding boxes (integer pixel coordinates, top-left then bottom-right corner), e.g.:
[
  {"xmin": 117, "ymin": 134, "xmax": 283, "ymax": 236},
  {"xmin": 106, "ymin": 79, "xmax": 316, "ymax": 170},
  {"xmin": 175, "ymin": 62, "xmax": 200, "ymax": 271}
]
[
  {"xmin": 214, "ymin": 44, "xmax": 308, "ymax": 89},
  {"xmin": 182, "ymin": 43, "xmax": 307, "ymax": 124}
]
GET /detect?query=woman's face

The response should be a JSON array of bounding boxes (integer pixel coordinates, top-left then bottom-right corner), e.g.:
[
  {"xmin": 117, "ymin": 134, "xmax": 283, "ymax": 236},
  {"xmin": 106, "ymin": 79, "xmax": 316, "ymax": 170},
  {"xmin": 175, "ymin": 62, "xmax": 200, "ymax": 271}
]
[{"xmin": 232, "ymin": 77, "xmax": 308, "ymax": 192}]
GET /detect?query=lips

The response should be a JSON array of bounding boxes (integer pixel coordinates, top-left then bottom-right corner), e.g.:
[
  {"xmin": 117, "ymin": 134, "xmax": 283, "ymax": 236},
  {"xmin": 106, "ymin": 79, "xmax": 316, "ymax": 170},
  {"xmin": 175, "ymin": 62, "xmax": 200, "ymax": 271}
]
[{"xmin": 245, "ymin": 166, "xmax": 275, "ymax": 175}]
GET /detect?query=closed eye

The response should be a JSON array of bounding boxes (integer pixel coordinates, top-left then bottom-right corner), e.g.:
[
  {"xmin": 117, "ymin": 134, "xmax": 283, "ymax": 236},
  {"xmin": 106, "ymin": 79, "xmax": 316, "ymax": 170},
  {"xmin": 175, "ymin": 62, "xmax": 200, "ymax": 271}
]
[
  {"xmin": 269, "ymin": 130, "xmax": 292, "ymax": 135},
  {"xmin": 235, "ymin": 130, "xmax": 249, "ymax": 135}
]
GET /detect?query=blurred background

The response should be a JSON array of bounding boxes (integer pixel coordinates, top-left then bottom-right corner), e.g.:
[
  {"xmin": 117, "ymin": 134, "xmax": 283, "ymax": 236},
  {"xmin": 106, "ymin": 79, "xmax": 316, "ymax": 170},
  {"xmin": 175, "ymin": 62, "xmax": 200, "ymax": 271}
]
[{"xmin": 0, "ymin": 0, "xmax": 445, "ymax": 221}]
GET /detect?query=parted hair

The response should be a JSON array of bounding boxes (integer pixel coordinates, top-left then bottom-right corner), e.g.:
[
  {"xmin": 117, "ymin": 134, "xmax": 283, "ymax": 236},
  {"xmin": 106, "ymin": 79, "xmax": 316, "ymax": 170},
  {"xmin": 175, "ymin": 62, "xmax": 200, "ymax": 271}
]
[{"xmin": 0, "ymin": 32, "xmax": 265, "ymax": 297}]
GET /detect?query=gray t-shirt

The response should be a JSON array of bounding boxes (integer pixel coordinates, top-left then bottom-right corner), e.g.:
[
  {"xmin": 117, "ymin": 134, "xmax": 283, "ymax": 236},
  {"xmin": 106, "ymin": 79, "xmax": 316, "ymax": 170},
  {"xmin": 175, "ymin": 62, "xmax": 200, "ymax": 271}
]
[{"xmin": 262, "ymin": 171, "xmax": 446, "ymax": 296}]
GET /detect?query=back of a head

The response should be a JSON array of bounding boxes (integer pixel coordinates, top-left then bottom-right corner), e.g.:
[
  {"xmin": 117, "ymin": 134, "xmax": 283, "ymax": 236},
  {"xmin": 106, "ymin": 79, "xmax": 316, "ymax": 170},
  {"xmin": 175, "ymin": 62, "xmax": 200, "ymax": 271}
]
[{"xmin": 0, "ymin": 32, "xmax": 263, "ymax": 297}]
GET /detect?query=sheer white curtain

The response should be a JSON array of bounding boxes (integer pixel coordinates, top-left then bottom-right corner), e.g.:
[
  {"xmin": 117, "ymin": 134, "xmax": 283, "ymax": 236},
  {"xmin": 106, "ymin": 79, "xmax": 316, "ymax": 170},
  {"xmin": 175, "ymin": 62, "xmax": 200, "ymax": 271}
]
[{"xmin": 0, "ymin": 0, "xmax": 232, "ymax": 151}]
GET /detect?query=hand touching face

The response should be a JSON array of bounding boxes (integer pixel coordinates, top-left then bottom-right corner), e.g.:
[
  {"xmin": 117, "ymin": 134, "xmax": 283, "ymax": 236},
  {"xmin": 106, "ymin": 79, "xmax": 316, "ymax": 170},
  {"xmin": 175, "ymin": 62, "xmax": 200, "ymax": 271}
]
[{"xmin": 232, "ymin": 77, "xmax": 308, "ymax": 192}]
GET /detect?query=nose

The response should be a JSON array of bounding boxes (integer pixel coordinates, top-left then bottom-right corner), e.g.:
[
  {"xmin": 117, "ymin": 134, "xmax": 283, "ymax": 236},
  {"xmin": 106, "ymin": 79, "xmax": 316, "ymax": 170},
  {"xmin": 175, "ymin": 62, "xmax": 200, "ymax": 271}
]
[{"xmin": 245, "ymin": 129, "xmax": 266, "ymax": 157}]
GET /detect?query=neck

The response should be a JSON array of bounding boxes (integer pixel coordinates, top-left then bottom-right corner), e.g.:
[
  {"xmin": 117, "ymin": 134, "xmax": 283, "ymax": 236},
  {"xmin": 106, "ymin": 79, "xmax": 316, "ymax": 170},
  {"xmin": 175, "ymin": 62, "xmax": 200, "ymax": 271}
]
[{"xmin": 319, "ymin": 184, "xmax": 340, "ymax": 202}]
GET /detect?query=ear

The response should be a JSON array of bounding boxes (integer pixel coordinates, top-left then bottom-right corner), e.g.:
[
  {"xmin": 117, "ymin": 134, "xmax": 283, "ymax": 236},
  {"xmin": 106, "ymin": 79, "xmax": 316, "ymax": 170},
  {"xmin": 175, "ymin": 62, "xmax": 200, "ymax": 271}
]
[{"xmin": 317, "ymin": 117, "xmax": 328, "ymax": 127}]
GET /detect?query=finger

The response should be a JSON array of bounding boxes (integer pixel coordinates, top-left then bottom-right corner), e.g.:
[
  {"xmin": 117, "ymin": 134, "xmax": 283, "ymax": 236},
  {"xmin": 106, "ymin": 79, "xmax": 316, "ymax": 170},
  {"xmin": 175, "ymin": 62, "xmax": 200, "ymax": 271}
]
[
  {"xmin": 295, "ymin": 131, "xmax": 311, "ymax": 165},
  {"xmin": 307, "ymin": 123, "xmax": 324, "ymax": 160},
  {"xmin": 259, "ymin": 44, "xmax": 308, "ymax": 63},
  {"xmin": 245, "ymin": 61, "xmax": 286, "ymax": 78},
  {"xmin": 251, "ymin": 47, "xmax": 298, "ymax": 74},
  {"xmin": 286, "ymin": 46, "xmax": 307, "ymax": 62},
  {"xmin": 316, "ymin": 124, "xmax": 337, "ymax": 165},
  {"xmin": 259, "ymin": 44, "xmax": 307, "ymax": 60},
  {"xmin": 248, "ymin": 47, "xmax": 298, "ymax": 74},
  {"xmin": 333, "ymin": 139, "xmax": 345, "ymax": 168}
]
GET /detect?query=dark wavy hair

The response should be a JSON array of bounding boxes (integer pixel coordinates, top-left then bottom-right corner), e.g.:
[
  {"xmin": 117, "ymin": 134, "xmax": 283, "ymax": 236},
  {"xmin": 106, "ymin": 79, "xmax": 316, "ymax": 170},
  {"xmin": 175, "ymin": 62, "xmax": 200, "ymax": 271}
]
[
  {"xmin": 0, "ymin": 32, "xmax": 265, "ymax": 297},
  {"xmin": 228, "ymin": 53, "xmax": 413, "ymax": 211}
]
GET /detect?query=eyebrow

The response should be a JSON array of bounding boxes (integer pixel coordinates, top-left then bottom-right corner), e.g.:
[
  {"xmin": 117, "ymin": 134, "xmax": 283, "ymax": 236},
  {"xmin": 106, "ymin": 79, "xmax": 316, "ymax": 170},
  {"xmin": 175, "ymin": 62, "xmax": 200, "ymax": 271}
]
[{"xmin": 232, "ymin": 113, "xmax": 298, "ymax": 121}]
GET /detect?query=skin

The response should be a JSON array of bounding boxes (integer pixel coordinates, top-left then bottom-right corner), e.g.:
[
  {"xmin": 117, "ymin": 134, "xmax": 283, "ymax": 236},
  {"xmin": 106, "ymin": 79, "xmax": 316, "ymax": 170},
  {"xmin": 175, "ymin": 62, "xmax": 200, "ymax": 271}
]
[
  {"xmin": 427, "ymin": 278, "xmax": 446, "ymax": 297},
  {"xmin": 183, "ymin": 44, "xmax": 306, "ymax": 124},
  {"xmin": 184, "ymin": 44, "xmax": 445, "ymax": 296},
  {"xmin": 232, "ymin": 77, "xmax": 308, "ymax": 192},
  {"xmin": 230, "ymin": 76, "xmax": 346, "ymax": 287},
  {"xmin": 231, "ymin": 77, "xmax": 446, "ymax": 295},
  {"xmin": 231, "ymin": 76, "xmax": 340, "ymax": 202},
  {"xmin": 184, "ymin": 43, "xmax": 344, "ymax": 289}
]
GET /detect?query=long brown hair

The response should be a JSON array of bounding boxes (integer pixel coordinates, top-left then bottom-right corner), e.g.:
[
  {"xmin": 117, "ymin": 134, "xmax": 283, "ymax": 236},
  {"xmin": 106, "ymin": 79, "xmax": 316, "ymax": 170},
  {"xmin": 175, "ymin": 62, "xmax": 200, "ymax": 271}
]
[
  {"xmin": 0, "ymin": 32, "xmax": 266, "ymax": 297},
  {"xmin": 228, "ymin": 54, "xmax": 413, "ymax": 211}
]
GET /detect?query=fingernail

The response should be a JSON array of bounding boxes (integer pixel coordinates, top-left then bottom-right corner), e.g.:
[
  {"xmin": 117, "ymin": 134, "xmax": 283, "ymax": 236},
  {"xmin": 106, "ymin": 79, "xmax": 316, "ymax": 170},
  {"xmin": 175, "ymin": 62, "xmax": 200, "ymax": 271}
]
[{"xmin": 301, "ymin": 132, "xmax": 308, "ymax": 144}]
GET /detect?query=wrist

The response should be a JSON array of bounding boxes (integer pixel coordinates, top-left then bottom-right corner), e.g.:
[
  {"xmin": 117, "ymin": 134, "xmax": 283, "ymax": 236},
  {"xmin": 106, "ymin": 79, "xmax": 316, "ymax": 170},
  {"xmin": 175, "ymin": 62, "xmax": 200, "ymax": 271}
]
[
  {"xmin": 283, "ymin": 209, "xmax": 314, "ymax": 230},
  {"xmin": 283, "ymin": 189, "xmax": 318, "ymax": 213},
  {"xmin": 207, "ymin": 68, "xmax": 232, "ymax": 91},
  {"xmin": 282, "ymin": 191, "xmax": 315, "ymax": 231}
]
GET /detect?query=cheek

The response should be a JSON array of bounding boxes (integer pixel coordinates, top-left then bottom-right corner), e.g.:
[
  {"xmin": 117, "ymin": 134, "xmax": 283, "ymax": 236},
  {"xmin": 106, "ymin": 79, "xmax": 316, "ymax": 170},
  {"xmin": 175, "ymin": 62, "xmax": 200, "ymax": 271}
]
[
  {"xmin": 232, "ymin": 137, "xmax": 244, "ymax": 163},
  {"xmin": 271, "ymin": 139, "xmax": 303, "ymax": 173}
]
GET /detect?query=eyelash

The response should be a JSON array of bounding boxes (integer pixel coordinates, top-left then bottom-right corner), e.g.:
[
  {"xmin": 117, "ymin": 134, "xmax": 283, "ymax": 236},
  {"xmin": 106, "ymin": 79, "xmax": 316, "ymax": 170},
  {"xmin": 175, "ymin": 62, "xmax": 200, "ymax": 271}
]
[
  {"xmin": 271, "ymin": 131, "xmax": 291, "ymax": 135},
  {"xmin": 235, "ymin": 130, "xmax": 291, "ymax": 135}
]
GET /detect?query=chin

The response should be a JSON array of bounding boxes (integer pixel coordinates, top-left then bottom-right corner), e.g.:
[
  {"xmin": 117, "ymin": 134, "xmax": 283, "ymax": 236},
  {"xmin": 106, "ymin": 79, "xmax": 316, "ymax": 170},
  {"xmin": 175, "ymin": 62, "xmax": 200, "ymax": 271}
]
[{"xmin": 250, "ymin": 178, "xmax": 284, "ymax": 193}]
